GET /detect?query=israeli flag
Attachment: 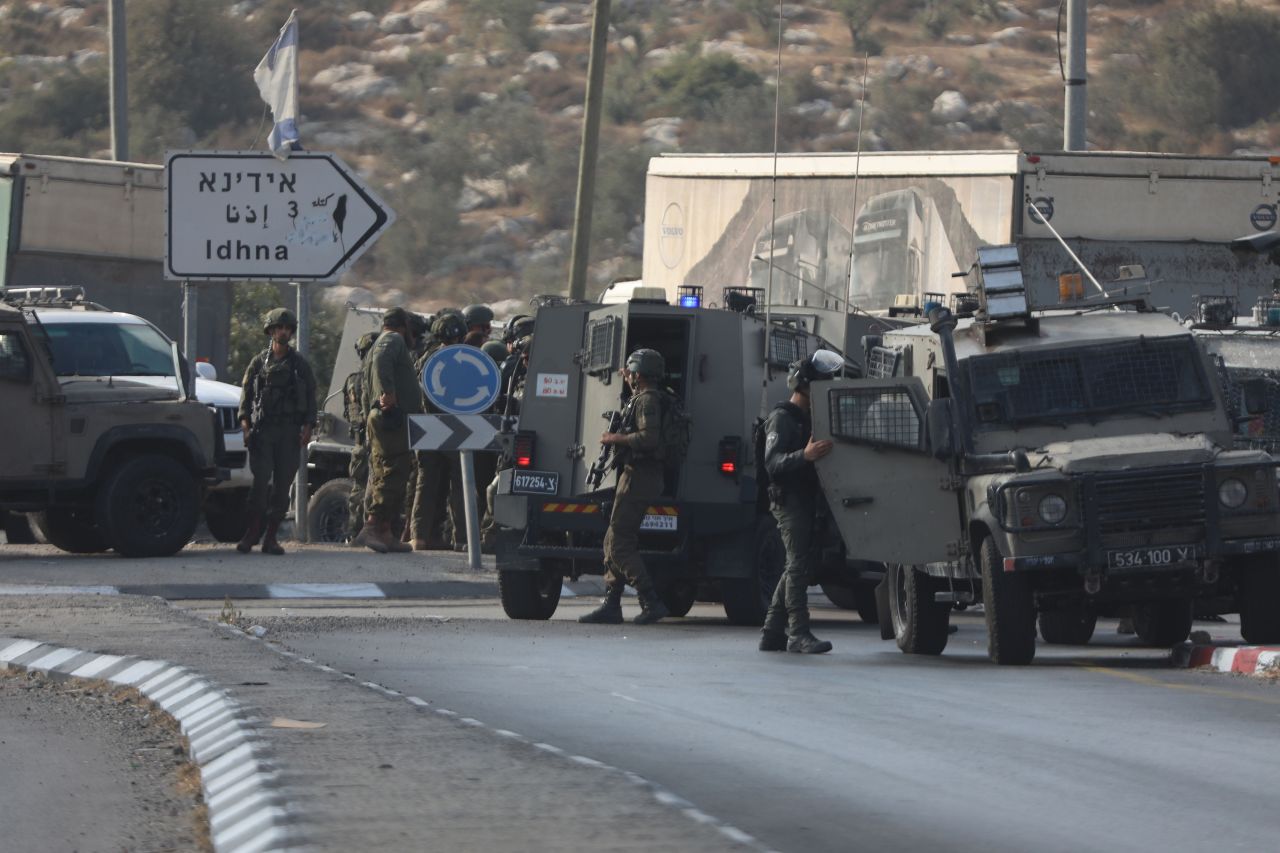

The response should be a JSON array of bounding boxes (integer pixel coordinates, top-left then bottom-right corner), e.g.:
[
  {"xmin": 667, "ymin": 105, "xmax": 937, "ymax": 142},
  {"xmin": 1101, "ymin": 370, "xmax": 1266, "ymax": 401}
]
[{"xmin": 254, "ymin": 9, "xmax": 301, "ymax": 159}]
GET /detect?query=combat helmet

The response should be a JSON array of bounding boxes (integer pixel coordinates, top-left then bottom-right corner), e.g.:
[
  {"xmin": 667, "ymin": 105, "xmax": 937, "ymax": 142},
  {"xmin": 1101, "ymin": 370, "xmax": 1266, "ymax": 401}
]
[
  {"xmin": 786, "ymin": 350, "xmax": 843, "ymax": 392},
  {"xmin": 262, "ymin": 307, "xmax": 297, "ymax": 335},
  {"xmin": 625, "ymin": 347, "xmax": 665, "ymax": 380},
  {"xmin": 354, "ymin": 331, "xmax": 378, "ymax": 359},
  {"xmin": 482, "ymin": 340, "xmax": 508, "ymax": 363},
  {"xmin": 431, "ymin": 312, "xmax": 467, "ymax": 345},
  {"xmin": 503, "ymin": 314, "xmax": 535, "ymax": 344},
  {"xmin": 463, "ymin": 304, "xmax": 494, "ymax": 328}
]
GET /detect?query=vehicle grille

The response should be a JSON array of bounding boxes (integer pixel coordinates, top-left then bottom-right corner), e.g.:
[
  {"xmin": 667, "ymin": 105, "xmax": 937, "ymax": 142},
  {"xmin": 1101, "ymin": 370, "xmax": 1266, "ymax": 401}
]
[
  {"xmin": 216, "ymin": 406, "xmax": 239, "ymax": 432},
  {"xmin": 1094, "ymin": 469, "xmax": 1205, "ymax": 534}
]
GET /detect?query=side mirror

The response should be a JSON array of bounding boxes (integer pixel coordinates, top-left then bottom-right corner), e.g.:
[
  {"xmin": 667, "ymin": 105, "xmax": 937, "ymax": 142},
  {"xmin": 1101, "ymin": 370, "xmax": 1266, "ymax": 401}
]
[
  {"xmin": 926, "ymin": 398, "xmax": 955, "ymax": 460},
  {"xmin": 195, "ymin": 361, "xmax": 218, "ymax": 381},
  {"xmin": 1241, "ymin": 377, "xmax": 1269, "ymax": 415}
]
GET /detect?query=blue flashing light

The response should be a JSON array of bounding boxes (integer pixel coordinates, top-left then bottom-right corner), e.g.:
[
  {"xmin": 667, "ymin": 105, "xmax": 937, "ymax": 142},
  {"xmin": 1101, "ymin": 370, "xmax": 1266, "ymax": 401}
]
[{"xmin": 679, "ymin": 294, "xmax": 701, "ymax": 308}]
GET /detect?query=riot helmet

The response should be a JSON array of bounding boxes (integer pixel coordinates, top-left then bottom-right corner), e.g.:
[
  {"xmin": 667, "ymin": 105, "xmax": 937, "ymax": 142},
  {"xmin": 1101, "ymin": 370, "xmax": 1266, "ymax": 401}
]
[
  {"xmin": 625, "ymin": 348, "xmax": 665, "ymax": 381},
  {"xmin": 786, "ymin": 349, "xmax": 843, "ymax": 393},
  {"xmin": 262, "ymin": 307, "xmax": 297, "ymax": 335}
]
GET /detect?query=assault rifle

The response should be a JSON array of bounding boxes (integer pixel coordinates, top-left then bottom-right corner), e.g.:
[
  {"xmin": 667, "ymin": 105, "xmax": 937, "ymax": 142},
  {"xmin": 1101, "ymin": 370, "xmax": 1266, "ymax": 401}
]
[{"xmin": 586, "ymin": 409, "xmax": 624, "ymax": 490}]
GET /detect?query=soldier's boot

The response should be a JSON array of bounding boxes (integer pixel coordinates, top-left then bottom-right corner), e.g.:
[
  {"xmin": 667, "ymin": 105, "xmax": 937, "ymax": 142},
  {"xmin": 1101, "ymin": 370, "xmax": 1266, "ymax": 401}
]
[
  {"xmin": 236, "ymin": 513, "xmax": 264, "ymax": 554},
  {"xmin": 787, "ymin": 631, "xmax": 833, "ymax": 655},
  {"xmin": 383, "ymin": 522, "xmax": 412, "ymax": 554},
  {"xmin": 352, "ymin": 515, "xmax": 388, "ymax": 553},
  {"xmin": 633, "ymin": 588, "xmax": 670, "ymax": 626},
  {"xmin": 759, "ymin": 617, "xmax": 788, "ymax": 652},
  {"xmin": 578, "ymin": 586, "xmax": 624, "ymax": 624},
  {"xmin": 261, "ymin": 519, "xmax": 285, "ymax": 556}
]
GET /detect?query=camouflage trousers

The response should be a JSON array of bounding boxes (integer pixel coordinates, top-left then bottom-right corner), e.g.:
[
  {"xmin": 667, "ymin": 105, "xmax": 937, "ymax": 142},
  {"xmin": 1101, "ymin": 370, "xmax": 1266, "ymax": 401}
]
[
  {"xmin": 602, "ymin": 463, "xmax": 663, "ymax": 597},
  {"xmin": 764, "ymin": 499, "xmax": 819, "ymax": 638},
  {"xmin": 247, "ymin": 422, "xmax": 301, "ymax": 523},
  {"xmin": 365, "ymin": 410, "xmax": 412, "ymax": 524},
  {"xmin": 347, "ymin": 442, "xmax": 369, "ymax": 535},
  {"xmin": 410, "ymin": 450, "xmax": 463, "ymax": 544}
]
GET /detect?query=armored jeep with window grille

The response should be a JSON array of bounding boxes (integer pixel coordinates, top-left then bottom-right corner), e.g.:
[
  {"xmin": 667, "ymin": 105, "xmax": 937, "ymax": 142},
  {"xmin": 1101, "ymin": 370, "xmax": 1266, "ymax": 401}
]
[{"xmin": 813, "ymin": 246, "xmax": 1280, "ymax": 664}]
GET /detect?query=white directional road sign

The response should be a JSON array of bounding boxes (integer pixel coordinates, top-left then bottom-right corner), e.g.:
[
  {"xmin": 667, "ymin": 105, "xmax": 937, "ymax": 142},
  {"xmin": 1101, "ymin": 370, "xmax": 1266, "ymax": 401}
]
[
  {"xmin": 164, "ymin": 150, "xmax": 396, "ymax": 281},
  {"xmin": 408, "ymin": 415, "xmax": 503, "ymax": 452},
  {"xmin": 421, "ymin": 345, "xmax": 502, "ymax": 415}
]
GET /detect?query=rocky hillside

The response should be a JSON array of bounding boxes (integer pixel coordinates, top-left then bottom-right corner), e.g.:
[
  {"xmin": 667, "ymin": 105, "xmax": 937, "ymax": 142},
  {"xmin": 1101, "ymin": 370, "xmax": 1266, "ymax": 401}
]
[{"xmin": 3, "ymin": 0, "xmax": 1280, "ymax": 315}]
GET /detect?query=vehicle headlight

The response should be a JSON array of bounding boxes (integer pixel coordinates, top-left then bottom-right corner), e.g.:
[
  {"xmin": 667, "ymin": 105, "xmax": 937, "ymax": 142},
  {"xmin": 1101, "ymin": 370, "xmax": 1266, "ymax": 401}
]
[
  {"xmin": 1218, "ymin": 478, "xmax": 1248, "ymax": 509},
  {"xmin": 1038, "ymin": 494, "xmax": 1068, "ymax": 525}
]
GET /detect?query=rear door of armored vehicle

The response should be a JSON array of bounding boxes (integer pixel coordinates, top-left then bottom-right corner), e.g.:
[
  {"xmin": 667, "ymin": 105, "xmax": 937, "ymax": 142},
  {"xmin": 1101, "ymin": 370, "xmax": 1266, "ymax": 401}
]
[{"xmin": 0, "ymin": 308, "xmax": 64, "ymax": 487}]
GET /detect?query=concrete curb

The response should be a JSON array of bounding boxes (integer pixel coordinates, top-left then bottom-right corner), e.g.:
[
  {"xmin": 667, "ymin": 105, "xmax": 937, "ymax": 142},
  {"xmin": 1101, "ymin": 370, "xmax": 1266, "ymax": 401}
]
[
  {"xmin": 1174, "ymin": 643, "xmax": 1280, "ymax": 675},
  {"xmin": 0, "ymin": 637, "xmax": 300, "ymax": 853}
]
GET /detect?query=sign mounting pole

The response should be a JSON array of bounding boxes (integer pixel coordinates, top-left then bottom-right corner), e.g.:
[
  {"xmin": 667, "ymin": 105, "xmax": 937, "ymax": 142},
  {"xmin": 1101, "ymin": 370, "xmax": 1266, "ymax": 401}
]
[{"xmin": 294, "ymin": 280, "xmax": 310, "ymax": 543}]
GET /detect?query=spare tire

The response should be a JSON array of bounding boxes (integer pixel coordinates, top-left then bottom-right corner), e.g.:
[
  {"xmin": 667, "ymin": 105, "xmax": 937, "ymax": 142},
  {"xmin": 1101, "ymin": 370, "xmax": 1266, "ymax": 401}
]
[{"xmin": 308, "ymin": 478, "xmax": 355, "ymax": 544}]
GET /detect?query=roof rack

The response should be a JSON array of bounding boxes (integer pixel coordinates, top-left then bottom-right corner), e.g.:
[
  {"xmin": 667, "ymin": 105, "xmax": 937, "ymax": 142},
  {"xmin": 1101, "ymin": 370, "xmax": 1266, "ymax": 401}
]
[{"xmin": 2, "ymin": 286, "xmax": 110, "ymax": 311}]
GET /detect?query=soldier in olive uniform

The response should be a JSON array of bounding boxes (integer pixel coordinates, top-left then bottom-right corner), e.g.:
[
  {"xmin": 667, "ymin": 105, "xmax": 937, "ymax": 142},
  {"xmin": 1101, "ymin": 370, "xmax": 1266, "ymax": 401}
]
[
  {"xmin": 410, "ymin": 312, "xmax": 467, "ymax": 550},
  {"xmin": 352, "ymin": 308, "xmax": 420, "ymax": 553},
  {"xmin": 236, "ymin": 308, "xmax": 318, "ymax": 556},
  {"xmin": 579, "ymin": 348, "xmax": 671, "ymax": 626},
  {"xmin": 343, "ymin": 331, "xmax": 379, "ymax": 541},
  {"xmin": 463, "ymin": 304, "xmax": 494, "ymax": 339},
  {"xmin": 757, "ymin": 351, "xmax": 842, "ymax": 654}
]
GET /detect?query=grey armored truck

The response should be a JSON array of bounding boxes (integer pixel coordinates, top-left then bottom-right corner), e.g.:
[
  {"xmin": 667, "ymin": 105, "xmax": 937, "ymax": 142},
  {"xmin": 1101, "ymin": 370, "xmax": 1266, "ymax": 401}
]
[
  {"xmin": 811, "ymin": 246, "xmax": 1280, "ymax": 664},
  {"xmin": 490, "ymin": 290, "xmax": 884, "ymax": 624},
  {"xmin": 0, "ymin": 299, "xmax": 224, "ymax": 556}
]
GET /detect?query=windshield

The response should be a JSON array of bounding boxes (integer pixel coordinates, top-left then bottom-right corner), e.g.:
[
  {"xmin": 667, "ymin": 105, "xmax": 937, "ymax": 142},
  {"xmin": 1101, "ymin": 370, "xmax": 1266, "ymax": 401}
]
[
  {"xmin": 965, "ymin": 334, "xmax": 1213, "ymax": 428},
  {"xmin": 850, "ymin": 236, "xmax": 909, "ymax": 312},
  {"xmin": 42, "ymin": 321, "xmax": 175, "ymax": 377}
]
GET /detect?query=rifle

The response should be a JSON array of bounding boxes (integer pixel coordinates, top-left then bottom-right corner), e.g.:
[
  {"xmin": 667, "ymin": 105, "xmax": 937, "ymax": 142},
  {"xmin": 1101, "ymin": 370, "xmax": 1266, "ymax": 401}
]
[{"xmin": 586, "ymin": 409, "xmax": 624, "ymax": 490}]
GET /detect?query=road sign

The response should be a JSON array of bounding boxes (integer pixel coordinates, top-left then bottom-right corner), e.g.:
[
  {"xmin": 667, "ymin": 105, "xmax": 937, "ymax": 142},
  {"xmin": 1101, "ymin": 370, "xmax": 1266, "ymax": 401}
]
[
  {"xmin": 421, "ymin": 345, "xmax": 501, "ymax": 415},
  {"xmin": 408, "ymin": 414, "xmax": 503, "ymax": 452},
  {"xmin": 164, "ymin": 150, "xmax": 396, "ymax": 281}
]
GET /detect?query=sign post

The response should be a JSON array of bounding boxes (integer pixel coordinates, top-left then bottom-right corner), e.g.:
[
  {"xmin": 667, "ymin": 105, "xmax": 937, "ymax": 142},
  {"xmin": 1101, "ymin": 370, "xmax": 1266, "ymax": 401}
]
[{"xmin": 415, "ymin": 345, "xmax": 503, "ymax": 569}]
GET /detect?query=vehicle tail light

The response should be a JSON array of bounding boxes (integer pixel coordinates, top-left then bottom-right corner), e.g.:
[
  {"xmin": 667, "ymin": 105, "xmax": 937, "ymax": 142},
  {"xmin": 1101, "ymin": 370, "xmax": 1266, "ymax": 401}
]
[
  {"xmin": 513, "ymin": 431, "xmax": 535, "ymax": 469},
  {"xmin": 718, "ymin": 436, "xmax": 741, "ymax": 477}
]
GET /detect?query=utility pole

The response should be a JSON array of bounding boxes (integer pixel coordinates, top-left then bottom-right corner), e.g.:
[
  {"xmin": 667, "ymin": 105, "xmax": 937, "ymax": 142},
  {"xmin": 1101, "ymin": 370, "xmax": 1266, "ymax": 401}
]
[
  {"xmin": 108, "ymin": 0, "xmax": 129, "ymax": 161},
  {"xmin": 566, "ymin": 0, "xmax": 612, "ymax": 302},
  {"xmin": 1063, "ymin": 0, "xmax": 1087, "ymax": 151}
]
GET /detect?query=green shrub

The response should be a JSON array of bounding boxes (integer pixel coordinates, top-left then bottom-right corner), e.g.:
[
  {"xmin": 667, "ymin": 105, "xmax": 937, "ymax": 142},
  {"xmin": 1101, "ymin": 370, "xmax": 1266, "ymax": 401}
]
[{"xmin": 650, "ymin": 49, "xmax": 765, "ymax": 120}]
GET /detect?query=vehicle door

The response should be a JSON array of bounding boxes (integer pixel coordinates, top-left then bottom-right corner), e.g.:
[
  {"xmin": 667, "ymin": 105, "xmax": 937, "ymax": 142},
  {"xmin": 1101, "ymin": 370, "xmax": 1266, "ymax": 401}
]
[
  {"xmin": 575, "ymin": 304, "xmax": 629, "ymax": 492},
  {"xmin": 811, "ymin": 377, "xmax": 963, "ymax": 564},
  {"xmin": 0, "ymin": 320, "xmax": 61, "ymax": 482}
]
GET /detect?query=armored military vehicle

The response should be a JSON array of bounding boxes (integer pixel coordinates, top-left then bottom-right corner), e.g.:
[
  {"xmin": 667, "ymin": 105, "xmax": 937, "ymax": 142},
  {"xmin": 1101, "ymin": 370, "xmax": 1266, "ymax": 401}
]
[
  {"xmin": 810, "ymin": 245, "xmax": 1280, "ymax": 664},
  {"xmin": 1189, "ymin": 293, "xmax": 1280, "ymax": 455},
  {"xmin": 490, "ymin": 288, "xmax": 885, "ymax": 623},
  {"xmin": 0, "ymin": 299, "xmax": 224, "ymax": 557}
]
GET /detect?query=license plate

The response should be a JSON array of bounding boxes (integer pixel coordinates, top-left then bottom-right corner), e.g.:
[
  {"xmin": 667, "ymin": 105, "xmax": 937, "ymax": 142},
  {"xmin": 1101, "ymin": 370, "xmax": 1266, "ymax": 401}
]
[
  {"xmin": 640, "ymin": 514, "xmax": 678, "ymax": 531},
  {"xmin": 510, "ymin": 470, "xmax": 559, "ymax": 496},
  {"xmin": 1106, "ymin": 544, "xmax": 1201, "ymax": 570}
]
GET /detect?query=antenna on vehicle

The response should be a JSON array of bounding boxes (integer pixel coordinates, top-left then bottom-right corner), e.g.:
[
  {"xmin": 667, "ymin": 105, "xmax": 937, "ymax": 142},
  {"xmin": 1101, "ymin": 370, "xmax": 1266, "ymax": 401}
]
[
  {"xmin": 840, "ymin": 52, "xmax": 870, "ymax": 377},
  {"xmin": 760, "ymin": 0, "xmax": 784, "ymax": 417},
  {"xmin": 1025, "ymin": 193, "xmax": 1110, "ymax": 298}
]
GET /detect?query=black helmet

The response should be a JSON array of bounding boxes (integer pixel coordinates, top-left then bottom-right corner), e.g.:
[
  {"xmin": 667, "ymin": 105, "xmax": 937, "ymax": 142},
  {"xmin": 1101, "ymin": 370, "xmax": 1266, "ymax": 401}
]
[
  {"xmin": 354, "ymin": 331, "xmax": 378, "ymax": 359},
  {"xmin": 431, "ymin": 312, "xmax": 467, "ymax": 344},
  {"xmin": 262, "ymin": 307, "xmax": 297, "ymax": 335},
  {"xmin": 786, "ymin": 349, "xmax": 843, "ymax": 392},
  {"xmin": 482, "ymin": 340, "xmax": 508, "ymax": 363},
  {"xmin": 625, "ymin": 347, "xmax": 665, "ymax": 380},
  {"xmin": 463, "ymin": 304, "xmax": 494, "ymax": 328},
  {"xmin": 409, "ymin": 312, "xmax": 430, "ymax": 337},
  {"xmin": 503, "ymin": 314, "xmax": 535, "ymax": 343}
]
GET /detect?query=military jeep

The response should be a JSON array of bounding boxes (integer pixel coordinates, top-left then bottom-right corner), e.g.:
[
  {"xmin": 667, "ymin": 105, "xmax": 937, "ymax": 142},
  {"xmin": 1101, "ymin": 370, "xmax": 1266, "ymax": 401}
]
[
  {"xmin": 0, "ymin": 300, "xmax": 223, "ymax": 557},
  {"xmin": 812, "ymin": 246, "xmax": 1280, "ymax": 664}
]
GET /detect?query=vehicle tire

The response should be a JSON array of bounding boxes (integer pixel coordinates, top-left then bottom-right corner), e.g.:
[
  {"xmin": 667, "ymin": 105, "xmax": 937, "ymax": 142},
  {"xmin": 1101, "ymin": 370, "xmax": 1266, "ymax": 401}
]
[
  {"xmin": 1038, "ymin": 603, "xmax": 1098, "ymax": 645},
  {"xmin": 308, "ymin": 478, "xmax": 355, "ymax": 544},
  {"xmin": 1, "ymin": 511, "xmax": 37, "ymax": 544},
  {"xmin": 95, "ymin": 454, "xmax": 200, "ymax": 558},
  {"xmin": 1132, "ymin": 599, "xmax": 1193, "ymax": 647},
  {"xmin": 499, "ymin": 559, "xmax": 564, "ymax": 620},
  {"xmin": 887, "ymin": 562, "xmax": 950, "ymax": 655},
  {"xmin": 203, "ymin": 490, "xmax": 249, "ymax": 543},
  {"xmin": 979, "ymin": 537, "xmax": 1037, "ymax": 665},
  {"xmin": 1237, "ymin": 556, "xmax": 1280, "ymax": 644},
  {"xmin": 657, "ymin": 577, "xmax": 697, "ymax": 617},
  {"xmin": 722, "ymin": 516, "xmax": 785, "ymax": 626},
  {"xmin": 31, "ymin": 508, "xmax": 110, "ymax": 554}
]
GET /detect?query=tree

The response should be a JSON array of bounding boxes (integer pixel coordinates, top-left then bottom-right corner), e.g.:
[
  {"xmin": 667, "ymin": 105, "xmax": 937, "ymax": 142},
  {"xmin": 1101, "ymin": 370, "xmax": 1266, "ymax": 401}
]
[
  {"xmin": 832, "ymin": 0, "xmax": 877, "ymax": 52},
  {"xmin": 650, "ymin": 49, "xmax": 765, "ymax": 120}
]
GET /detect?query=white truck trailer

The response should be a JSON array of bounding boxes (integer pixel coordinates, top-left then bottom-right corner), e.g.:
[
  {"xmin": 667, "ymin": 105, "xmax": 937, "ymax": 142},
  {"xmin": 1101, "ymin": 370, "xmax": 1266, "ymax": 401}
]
[{"xmin": 642, "ymin": 150, "xmax": 1280, "ymax": 331}]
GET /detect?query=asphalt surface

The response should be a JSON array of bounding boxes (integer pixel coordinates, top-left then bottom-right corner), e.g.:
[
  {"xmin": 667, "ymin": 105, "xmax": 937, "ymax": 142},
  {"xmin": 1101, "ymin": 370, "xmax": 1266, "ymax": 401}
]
[{"xmin": 253, "ymin": 598, "xmax": 1280, "ymax": 853}]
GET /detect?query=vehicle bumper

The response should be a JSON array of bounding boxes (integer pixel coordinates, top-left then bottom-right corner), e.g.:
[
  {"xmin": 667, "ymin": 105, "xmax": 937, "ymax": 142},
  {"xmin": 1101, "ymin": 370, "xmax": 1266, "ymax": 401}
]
[{"xmin": 1002, "ymin": 535, "xmax": 1280, "ymax": 572}]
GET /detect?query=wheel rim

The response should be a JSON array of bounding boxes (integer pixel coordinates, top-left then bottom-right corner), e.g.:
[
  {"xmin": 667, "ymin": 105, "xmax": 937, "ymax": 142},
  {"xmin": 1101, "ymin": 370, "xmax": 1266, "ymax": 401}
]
[
  {"xmin": 890, "ymin": 563, "xmax": 909, "ymax": 635},
  {"xmin": 132, "ymin": 477, "xmax": 179, "ymax": 538},
  {"xmin": 317, "ymin": 507, "xmax": 347, "ymax": 542}
]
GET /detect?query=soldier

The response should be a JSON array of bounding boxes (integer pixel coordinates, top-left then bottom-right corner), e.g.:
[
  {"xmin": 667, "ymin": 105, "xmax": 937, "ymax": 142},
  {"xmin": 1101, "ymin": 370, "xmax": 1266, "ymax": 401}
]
[
  {"xmin": 757, "ymin": 350, "xmax": 843, "ymax": 654},
  {"xmin": 400, "ymin": 313, "xmax": 433, "ymax": 542},
  {"xmin": 410, "ymin": 312, "xmax": 468, "ymax": 550},
  {"xmin": 352, "ymin": 308, "xmax": 420, "ymax": 553},
  {"xmin": 579, "ymin": 348, "xmax": 672, "ymax": 626},
  {"xmin": 463, "ymin": 303, "xmax": 494, "ymax": 339},
  {"xmin": 482, "ymin": 333, "xmax": 532, "ymax": 551},
  {"xmin": 236, "ymin": 308, "xmax": 318, "ymax": 556},
  {"xmin": 343, "ymin": 331, "xmax": 379, "ymax": 541}
]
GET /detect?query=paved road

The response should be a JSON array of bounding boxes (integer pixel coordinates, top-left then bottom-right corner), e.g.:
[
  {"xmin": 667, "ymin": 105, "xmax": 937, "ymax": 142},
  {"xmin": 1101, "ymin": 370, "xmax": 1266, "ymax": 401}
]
[{"xmin": 253, "ymin": 598, "xmax": 1280, "ymax": 853}]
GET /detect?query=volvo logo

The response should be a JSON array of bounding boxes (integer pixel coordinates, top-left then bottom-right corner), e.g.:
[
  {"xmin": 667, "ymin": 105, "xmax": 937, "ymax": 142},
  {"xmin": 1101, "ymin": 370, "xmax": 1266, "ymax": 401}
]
[{"xmin": 659, "ymin": 202, "xmax": 685, "ymax": 269}]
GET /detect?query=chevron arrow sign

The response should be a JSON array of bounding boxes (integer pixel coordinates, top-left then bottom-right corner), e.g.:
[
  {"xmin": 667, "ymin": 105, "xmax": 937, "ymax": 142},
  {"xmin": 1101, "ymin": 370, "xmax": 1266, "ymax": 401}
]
[{"xmin": 408, "ymin": 414, "xmax": 502, "ymax": 452}]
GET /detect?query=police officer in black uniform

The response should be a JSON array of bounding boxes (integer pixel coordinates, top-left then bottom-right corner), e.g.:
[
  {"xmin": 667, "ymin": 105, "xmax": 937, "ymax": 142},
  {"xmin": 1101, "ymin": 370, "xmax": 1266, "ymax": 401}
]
[{"xmin": 758, "ymin": 350, "xmax": 843, "ymax": 654}]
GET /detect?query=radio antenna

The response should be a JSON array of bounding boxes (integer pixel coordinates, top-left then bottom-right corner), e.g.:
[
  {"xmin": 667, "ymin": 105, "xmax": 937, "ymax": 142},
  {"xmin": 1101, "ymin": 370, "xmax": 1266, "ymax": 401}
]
[
  {"xmin": 841, "ymin": 52, "xmax": 870, "ymax": 376},
  {"xmin": 760, "ymin": 0, "xmax": 784, "ymax": 417}
]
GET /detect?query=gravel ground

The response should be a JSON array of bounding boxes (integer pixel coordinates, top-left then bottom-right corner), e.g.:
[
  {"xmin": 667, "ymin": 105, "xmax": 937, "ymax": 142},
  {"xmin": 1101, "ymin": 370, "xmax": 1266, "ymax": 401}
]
[{"xmin": 0, "ymin": 668, "xmax": 208, "ymax": 853}]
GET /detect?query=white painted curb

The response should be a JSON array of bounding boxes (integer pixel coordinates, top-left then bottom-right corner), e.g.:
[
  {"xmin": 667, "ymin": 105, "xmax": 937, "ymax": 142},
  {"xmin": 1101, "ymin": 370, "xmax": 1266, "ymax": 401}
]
[{"xmin": 0, "ymin": 637, "xmax": 299, "ymax": 853}]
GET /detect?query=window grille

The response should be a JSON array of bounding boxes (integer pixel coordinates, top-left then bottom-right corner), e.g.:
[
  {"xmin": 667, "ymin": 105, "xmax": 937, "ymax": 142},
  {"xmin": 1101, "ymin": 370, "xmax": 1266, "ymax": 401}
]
[
  {"xmin": 768, "ymin": 329, "xmax": 807, "ymax": 367},
  {"xmin": 585, "ymin": 317, "xmax": 618, "ymax": 375},
  {"xmin": 865, "ymin": 345, "xmax": 902, "ymax": 379},
  {"xmin": 830, "ymin": 388, "xmax": 921, "ymax": 449}
]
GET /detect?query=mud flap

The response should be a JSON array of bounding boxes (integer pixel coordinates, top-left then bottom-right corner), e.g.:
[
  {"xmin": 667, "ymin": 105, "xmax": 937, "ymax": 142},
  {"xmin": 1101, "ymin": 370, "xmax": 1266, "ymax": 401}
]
[{"xmin": 876, "ymin": 578, "xmax": 895, "ymax": 640}]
